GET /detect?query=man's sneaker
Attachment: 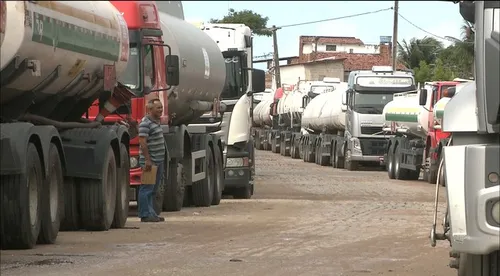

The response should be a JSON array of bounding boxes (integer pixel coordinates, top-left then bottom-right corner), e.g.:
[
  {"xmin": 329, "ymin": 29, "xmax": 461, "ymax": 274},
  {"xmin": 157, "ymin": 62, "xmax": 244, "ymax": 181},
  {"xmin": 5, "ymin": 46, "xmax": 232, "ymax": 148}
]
[
  {"xmin": 141, "ymin": 216, "xmax": 160, "ymax": 223},
  {"xmin": 156, "ymin": 216, "xmax": 165, "ymax": 222}
]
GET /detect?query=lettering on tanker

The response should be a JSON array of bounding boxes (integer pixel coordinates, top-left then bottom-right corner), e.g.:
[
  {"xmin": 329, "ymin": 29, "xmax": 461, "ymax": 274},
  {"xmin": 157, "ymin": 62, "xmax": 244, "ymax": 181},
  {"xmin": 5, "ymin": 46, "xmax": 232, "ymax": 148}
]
[
  {"xmin": 202, "ymin": 47, "xmax": 210, "ymax": 79},
  {"xmin": 356, "ymin": 76, "xmax": 413, "ymax": 87}
]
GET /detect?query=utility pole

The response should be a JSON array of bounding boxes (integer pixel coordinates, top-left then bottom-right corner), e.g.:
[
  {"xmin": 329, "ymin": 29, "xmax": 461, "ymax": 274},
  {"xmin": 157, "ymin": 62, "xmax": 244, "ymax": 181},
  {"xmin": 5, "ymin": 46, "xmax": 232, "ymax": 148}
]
[
  {"xmin": 271, "ymin": 25, "xmax": 281, "ymax": 89},
  {"xmin": 392, "ymin": 0, "xmax": 399, "ymax": 72}
]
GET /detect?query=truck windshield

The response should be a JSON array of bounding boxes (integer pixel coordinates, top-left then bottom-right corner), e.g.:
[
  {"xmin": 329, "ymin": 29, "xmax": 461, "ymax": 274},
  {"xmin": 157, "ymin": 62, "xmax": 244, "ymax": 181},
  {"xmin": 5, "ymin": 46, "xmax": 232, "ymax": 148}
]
[
  {"xmin": 353, "ymin": 92, "xmax": 393, "ymax": 114},
  {"xmin": 117, "ymin": 45, "xmax": 140, "ymax": 92},
  {"xmin": 221, "ymin": 54, "xmax": 245, "ymax": 100}
]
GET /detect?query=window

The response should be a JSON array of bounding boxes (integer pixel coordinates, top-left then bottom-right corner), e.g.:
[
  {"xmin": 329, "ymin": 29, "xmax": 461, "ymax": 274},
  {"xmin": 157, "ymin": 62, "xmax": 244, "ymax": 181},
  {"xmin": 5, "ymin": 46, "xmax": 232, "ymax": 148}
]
[
  {"xmin": 118, "ymin": 45, "xmax": 140, "ymax": 90},
  {"xmin": 325, "ymin": 44, "xmax": 337, "ymax": 51},
  {"xmin": 349, "ymin": 48, "xmax": 354, "ymax": 53},
  {"xmin": 143, "ymin": 45, "xmax": 155, "ymax": 88}
]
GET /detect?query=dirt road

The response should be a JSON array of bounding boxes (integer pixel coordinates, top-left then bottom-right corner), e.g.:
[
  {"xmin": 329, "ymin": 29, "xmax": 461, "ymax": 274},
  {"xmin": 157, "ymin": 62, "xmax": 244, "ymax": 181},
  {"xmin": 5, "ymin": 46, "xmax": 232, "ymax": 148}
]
[{"xmin": 1, "ymin": 150, "xmax": 454, "ymax": 276}]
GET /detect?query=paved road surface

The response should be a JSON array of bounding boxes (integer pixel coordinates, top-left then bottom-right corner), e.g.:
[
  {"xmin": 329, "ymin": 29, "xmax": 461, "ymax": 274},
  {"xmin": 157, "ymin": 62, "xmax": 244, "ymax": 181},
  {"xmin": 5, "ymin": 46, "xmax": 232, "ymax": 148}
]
[{"xmin": 0, "ymin": 150, "xmax": 454, "ymax": 276}]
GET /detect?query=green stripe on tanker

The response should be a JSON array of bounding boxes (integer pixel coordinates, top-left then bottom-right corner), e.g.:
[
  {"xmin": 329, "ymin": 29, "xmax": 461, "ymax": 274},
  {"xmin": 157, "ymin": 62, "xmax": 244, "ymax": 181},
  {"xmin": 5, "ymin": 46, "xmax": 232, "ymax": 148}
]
[
  {"xmin": 385, "ymin": 113, "xmax": 419, "ymax": 123},
  {"xmin": 31, "ymin": 12, "xmax": 120, "ymax": 61},
  {"xmin": 435, "ymin": 110, "xmax": 444, "ymax": 119}
]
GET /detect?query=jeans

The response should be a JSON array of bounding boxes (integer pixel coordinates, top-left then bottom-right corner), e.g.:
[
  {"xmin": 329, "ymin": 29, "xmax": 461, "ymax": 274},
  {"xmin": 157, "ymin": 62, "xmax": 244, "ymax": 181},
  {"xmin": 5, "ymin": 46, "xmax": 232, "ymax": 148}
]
[{"xmin": 138, "ymin": 162, "xmax": 164, "ymax": 219}]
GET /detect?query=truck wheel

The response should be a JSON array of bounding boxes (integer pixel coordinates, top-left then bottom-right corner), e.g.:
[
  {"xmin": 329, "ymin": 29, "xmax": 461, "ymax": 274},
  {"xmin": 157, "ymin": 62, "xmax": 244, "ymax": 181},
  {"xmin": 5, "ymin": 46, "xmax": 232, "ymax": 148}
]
[
  {"xmin": 438, "ymin": 155, "xmax": 446, "ymax": 187},
  {"xmin": 233, "ymin": 184, "xmax": 253, "ymax": 199},
  {"xmin": 211, "ymin": 144, "xmax": 224, "ymax": 206},
  {"xmin": 111, "ymin": 143, "xmax": 130, "ymax": 229},
  {"xmin": 457, "ymin": 251, "xmax": 499, "ymax": 276},
  {"xmin": 387, "ymin": 144, "xmax": 396, "ymax": 179},
  {"xmin": 279, "ymin": 139, "xmax": 285, "ymax": 156},
  {"xmin": 427, "ymin": 149, "xmax": 438, "ymax": 184},
  {"xmin": 38, "ymin": 143, "xmax": 63, "ymax": 244},
  {"xmin": 192, "ymin": 147, "xmax": 214, "ymax": 207},
  {"xmin": 319, "ymin": 146, "xmax": 329, "ymax": 166},
  {"xmin": 0, "ymin": 143, "xmax": 43, "ymax": 250},
  {"xmin": 79, "ymin": 147, "xmax": 117, "ymax": 231},
  {"xmin": 394, "ymin": 145, "xmax": 408, "ymax": 180},
  {"xmin": 407, "ymin": 170, "xmax": 420, "ymax": 180},
  {"xmin": 345, "ymin": 150, "xmax": 358, "ymax": 171},
  {"xmin": 163, "ymin": 161, "xmax": 186, "ymax": 212},
  {"xmin": 60, "ymin": 177, "xmax": 80, "ymax": 231},
  {"xmin": 255, "ymin": 135, "xmax": 263, "ymax": 150}
]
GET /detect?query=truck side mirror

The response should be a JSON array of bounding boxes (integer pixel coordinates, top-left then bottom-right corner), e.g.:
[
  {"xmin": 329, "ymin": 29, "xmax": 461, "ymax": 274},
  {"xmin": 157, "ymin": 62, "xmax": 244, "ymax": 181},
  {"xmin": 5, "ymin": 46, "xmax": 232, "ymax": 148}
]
[
  {"xmin": 419, "ymin": 88, "xmax": 427, "ymax": 106},
  {"xmin": 248, "ymin": 68, "xmax": 266, "ymax": 96},
  {"xmin": 165, "ymin": 55, "xmax": 180, "ymax": 86},
  {"xmin": 341, "ymin": 92, "xmax": 347, "ymax": 105}
]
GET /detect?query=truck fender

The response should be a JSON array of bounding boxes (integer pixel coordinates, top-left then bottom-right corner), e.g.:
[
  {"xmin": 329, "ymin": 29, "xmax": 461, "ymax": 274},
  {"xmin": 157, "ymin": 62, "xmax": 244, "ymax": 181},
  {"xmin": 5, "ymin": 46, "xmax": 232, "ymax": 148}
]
[
  {"xmin": 163, "ymin": 125, "xmax": 190, "ymax": 160},
  {"xmin": 59, "ymin": 127, "xmax": 119, "ymax": 180},
  {"xmin": 0, "ymin": 122, "xmax": 37, "ymax": 175},
  {"xmin": 32, "ymin": 125, "xmax": 66, "ymax": 178}
]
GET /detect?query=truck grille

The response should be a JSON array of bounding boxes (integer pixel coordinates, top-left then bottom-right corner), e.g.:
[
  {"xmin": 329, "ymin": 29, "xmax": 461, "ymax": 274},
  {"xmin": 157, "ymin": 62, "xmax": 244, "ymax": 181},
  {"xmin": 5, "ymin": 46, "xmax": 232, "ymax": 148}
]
[
  {"xmin": 361, "ymin": 126, "xmax": 383, "ymax": 135},
  {"xmin": 359, "ymin": 138, "xmax": 387, "ymax": 156}
]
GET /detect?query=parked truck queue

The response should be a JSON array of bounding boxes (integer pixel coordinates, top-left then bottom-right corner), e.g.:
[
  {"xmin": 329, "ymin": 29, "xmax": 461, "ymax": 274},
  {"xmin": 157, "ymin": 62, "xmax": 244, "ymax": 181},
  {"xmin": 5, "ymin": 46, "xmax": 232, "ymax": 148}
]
[
  {"xmin": 0, "ymin": 0, "xmax": 265, "ymax": 250},
  {"xmin": 0, "ymin": 1, "xmax": 498, "ymax": 276}
]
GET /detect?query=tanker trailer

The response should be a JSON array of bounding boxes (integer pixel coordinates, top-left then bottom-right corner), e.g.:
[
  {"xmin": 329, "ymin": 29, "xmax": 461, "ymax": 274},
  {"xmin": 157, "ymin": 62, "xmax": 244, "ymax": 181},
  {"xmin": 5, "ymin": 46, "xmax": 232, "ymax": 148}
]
[
  {"xmin": 383, "ymin": 81, "xmax": 458, "ymax": 183},
  {"xmin": 0, "ymin": 0, "xmax": 134, "ymax": 249},
  {"xmin": 252, "ymin": 97, "xmax": 274, "ymax": 150},
  {"xmin": 299, "ymin": 88, "xmax": 347, "ymax": 166}
]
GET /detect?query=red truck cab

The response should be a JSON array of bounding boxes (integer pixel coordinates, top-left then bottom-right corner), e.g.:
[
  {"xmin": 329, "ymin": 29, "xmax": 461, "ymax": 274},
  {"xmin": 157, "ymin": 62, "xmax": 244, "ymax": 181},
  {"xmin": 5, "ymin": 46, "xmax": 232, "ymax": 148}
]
[
  {"xmin": 85, "ymin": 1, "xmax": 170, "ymax": 187},
  {"xmin": 424, "ymin": 81, "xmax": 459, "ymax": 183}
]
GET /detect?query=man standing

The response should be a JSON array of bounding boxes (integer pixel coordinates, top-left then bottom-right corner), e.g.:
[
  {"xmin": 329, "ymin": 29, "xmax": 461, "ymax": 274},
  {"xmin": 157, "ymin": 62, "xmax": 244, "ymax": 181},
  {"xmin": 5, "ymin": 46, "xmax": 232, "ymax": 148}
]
[{"xmin": 138, "ymin": 98, "xmax": 166, "ymax": 222}]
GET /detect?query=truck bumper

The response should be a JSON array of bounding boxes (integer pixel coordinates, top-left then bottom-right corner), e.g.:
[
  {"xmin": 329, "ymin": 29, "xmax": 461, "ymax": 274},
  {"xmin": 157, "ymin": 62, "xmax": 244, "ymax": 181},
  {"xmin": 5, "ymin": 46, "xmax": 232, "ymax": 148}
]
[
  {"xmin": 351, "ymin": 152, "xmax": 385, "ymax": 165},
  {"xmin": 224, "ymin": 167, "xmax": 250, "ymax": 188},
  {"xmin": 444, "ymin": 144, "xmax": 500, "ymax": 255}
]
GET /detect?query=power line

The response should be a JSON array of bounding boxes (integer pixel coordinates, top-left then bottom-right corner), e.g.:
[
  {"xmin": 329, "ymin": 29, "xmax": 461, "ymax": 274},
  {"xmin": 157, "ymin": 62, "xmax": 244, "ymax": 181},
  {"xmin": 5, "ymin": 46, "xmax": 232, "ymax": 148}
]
[
  {"xmin": 397, "ymin": 12, "xmax": 452, "ymax": 42},
  {"xmin": 261, "ymin": 7, "xmax": 393, "ymax": 31}
]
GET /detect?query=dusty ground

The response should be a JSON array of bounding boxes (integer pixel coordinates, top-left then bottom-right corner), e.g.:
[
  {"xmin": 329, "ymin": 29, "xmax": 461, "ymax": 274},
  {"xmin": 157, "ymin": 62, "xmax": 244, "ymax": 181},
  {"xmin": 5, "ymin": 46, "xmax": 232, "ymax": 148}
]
[{"xmin": 1, "ymin": 150, "xmax": 454, "ymax": 276}]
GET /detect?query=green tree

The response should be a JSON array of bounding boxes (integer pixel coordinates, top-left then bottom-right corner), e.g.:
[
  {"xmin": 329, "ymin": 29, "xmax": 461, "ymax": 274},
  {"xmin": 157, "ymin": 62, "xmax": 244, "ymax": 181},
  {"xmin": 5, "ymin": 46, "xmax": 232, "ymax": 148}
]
[
  {"xmin": 398, "ymin": 36, "xmax": 444, "ymax": 69},
  {"xmin": 432, "ymin": 58, "xmax": 452, "ymax": 80},
  {"xmin": 209, "ymin": 9, "xmax": 272, "ymax": 37},
  {"xmin": 413, "ymin": 60, "xmax": 432, "ymax": 84},
  {"xmin": 437, "ymin": 21, "xmax": 475, "ymax": 79}
]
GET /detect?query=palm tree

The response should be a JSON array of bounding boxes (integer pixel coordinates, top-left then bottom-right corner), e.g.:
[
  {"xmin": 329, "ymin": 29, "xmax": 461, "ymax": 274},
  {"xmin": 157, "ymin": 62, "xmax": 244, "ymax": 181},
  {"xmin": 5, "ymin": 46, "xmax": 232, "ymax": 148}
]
[{"xmin": 397, "ymin": 36, "xmax": 444, "ymax": 69}]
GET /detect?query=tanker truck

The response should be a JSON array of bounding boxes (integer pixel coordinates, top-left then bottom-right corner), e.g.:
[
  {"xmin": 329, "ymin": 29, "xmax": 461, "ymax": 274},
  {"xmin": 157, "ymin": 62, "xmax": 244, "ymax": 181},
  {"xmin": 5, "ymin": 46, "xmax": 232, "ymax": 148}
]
[
  {"xmin": 299, "ymin": 87, "xmax": 348, "ymax": 166},
  {"xmin": 257, "ymin": 78, "xmax": 343, "ymax": 156},
  {"xmin": 193, "ymin": 22, "xmax": 266, "ymax": 199},
  {"xmin": 0, "ymin": 0, "xmax": 134, "ymax": 249},
  {"xmin": 336, "ymin": 66, "xmax": 416, "ymax": 171},
  {"xmin": 430, "ymin": 1, "xmax": 499, "ymax": 274},
  {"xmin": 382, "ymin": 81, "xmax": 459, "ymax": 182}
]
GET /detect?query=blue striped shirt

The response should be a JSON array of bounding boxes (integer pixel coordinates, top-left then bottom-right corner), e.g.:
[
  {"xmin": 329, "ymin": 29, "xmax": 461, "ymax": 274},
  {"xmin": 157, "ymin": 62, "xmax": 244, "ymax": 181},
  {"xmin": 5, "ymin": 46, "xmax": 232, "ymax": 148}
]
[{"xmin": 138, "ymin": 116, "xmax": 165, "ymax": 165}]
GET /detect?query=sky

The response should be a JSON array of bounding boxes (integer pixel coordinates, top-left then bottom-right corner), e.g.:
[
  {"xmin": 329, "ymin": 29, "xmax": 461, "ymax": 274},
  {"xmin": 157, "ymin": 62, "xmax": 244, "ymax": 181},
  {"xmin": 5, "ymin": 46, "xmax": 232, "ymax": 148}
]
[{"xmin": 183, "ymin": 1, "xmax": 466, "ymax": 70}]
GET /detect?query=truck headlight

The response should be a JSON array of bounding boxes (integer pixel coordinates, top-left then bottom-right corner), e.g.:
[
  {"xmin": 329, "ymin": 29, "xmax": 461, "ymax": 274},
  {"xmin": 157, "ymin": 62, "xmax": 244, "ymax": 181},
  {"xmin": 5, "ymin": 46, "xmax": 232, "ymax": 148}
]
[
  {"xmin": 130, "ymin": 157, "xmax": 139, "ymax": 168},
  {"xmin": 491, "ymin": 200, "xmax": 500, "ymax": 224},
  {"xmin": 350, "ymin": 137, "xmax": 361, "ymax": 150},
  {"xmin": 226, "ymin": 157, "xmax": 248, "ymax": 168}
]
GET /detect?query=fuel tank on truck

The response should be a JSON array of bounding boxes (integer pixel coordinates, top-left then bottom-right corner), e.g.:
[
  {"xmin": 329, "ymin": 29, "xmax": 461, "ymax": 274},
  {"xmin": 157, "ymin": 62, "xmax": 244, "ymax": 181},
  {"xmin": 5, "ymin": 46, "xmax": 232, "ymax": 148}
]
[
  {"xmin": 252, "ymin": 98, "xmax": 273, "ymax": 127},
  {"xmin": 158, "ymin": 12, "xmax": 226, "ymax": 126},
  {"xmin": 0, "ymin": 1, "xmax": 129, "ymax": 111},
  {"xmin": 301, "ymin": 90, "xmax": 346, "ymax": 133},
  {"xmin": 382, "ymin": 92, "xmax": 428, "ymax": 138}
]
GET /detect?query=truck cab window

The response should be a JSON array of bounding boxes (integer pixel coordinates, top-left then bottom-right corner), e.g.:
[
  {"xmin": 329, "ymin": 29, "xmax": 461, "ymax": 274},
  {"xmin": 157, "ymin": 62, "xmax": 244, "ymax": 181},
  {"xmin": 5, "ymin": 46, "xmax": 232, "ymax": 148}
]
[
  {"xmin": 118, "ymin": 45, "xmax": 140, "ymax": 92},
  {"xmin": 221, "ymin": 53, "xmax": 244, "ymax": 100},
  {"xmin": 143, "ymin": 45, "xmax": 155, "ymax": 89}
]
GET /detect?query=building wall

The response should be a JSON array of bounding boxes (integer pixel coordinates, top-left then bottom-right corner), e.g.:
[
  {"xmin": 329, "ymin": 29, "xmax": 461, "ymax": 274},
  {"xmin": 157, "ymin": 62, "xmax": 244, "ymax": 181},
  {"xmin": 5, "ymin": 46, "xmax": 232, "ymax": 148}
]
[
  {"xmin": 303, "ymin": 61, "xmax": 345, "ymax": 82},
  {"xmin": 302, "ymin": 43, "xmax": 380, "ymax": 55},
  {"xmin": 280, "ymin": 65, "xmax": 306, "ymax": 86}
]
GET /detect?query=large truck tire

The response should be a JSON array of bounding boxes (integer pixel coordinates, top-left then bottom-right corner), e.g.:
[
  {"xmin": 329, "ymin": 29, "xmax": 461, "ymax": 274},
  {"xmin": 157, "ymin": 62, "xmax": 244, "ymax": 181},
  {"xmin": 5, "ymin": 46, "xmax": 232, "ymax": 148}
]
[
  {"xmin": 387, "ymin": 144, "xmax": 396, "ymax": 179},
  {"xmin": 38, "ymin": 143, "xmax": 63, "ymax": 244},
  {"xmin": 345, "ymin": 149, "xmax": 359, "ymax": 171},
  {"xmin": 427, "ymin": 148, "xmax": 438, "ymax": 184},
  {"xmin": 0, "ymin": 143, "xmax": 43, "ymax": 250},
  {"xmin": 211, "ymin": 144, "xmax": 224, "ymax": 206},
  {"xmin": 163, "ymin": 161, "xmax": 186, "ymax": 212},
  {"xmin": 457, "ymin": 251, "xmax": 499, "ymax": 276},
  {"xmin": 233, "ymin": 183, "xmax": 253, "ymax": 199},
  {"xmin": 192, "ymin": 147, "xmax": 214, "ymax": 207},
  {"xmin": 60, "ymin": 177, "xmax": 80, "ymax": 231},
  {"xmin": 394, "ymin": 144, "xmax": 408, "ymax": 180},
  {"xmin": 111, "ymin": 143, "xmax": 130, "ymax": 229},
  {"xmin": 79, "ymin": 147, "xmax": 117, "ymax": 231}
]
